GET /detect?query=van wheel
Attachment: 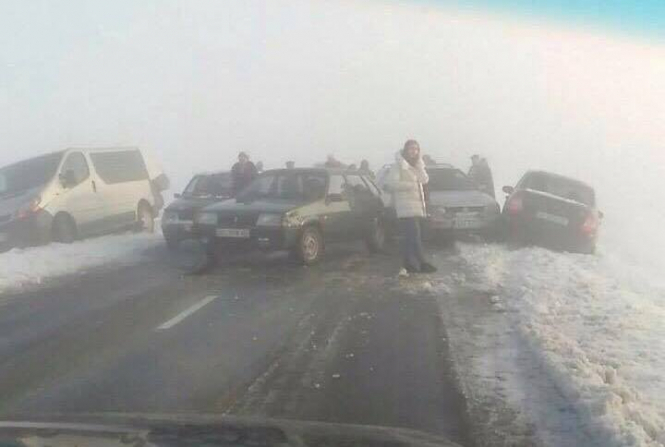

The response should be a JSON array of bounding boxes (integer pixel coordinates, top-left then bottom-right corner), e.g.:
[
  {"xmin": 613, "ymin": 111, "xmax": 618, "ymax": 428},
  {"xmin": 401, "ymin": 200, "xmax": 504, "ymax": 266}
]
[
  {"xmin": 135, "ymin": 203, "xmax": 155, "ymax": 233},
  {"xmin": 293, "ymin": 226, "xmax": 324, "ymax": 265},
  {"xmin": 52, "ymin": 215, "xmax": 77, "ymax": 244},
  {"xmin": 365, "ymin": 218, "xmax": 386, "ymax": 253}
]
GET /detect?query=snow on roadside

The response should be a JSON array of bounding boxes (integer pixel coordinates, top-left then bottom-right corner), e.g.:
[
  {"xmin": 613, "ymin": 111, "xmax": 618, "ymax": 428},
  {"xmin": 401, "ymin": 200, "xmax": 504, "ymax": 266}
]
[
  {"xmin": 0, "ymin": 232, "xmax": 162, "ymax": 294},
  {"xmin": 458, "ymin": 243, "xmax": 665, "ymax": 446}
]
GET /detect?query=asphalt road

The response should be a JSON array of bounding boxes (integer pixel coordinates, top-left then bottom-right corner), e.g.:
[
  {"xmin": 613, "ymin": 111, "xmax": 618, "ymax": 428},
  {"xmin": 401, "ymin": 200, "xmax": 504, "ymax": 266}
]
[{"xmin": 0, "ymin": 241, "xmax": 472, "ymax": 446}]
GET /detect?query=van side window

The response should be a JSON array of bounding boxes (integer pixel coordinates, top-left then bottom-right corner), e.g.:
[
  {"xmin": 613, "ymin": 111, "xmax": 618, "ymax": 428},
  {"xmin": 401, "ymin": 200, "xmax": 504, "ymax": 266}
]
[
  {"xmin": 60, "ymin": 152, "xmax": 90, "ymax": 186},
  {"xmin": 90, "ymin": 150, "xmax": 149, "ymax": 184}
]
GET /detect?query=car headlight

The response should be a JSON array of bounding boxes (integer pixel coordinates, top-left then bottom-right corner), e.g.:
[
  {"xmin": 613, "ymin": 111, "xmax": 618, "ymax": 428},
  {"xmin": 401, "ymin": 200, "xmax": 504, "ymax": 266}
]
[
  {"xmin": 196, "ymin": 212, "xmax": 218, "ymax": 225},
  {"xmin": 256, "ymin": 213, "xmax": 283, "ymax": 227}
]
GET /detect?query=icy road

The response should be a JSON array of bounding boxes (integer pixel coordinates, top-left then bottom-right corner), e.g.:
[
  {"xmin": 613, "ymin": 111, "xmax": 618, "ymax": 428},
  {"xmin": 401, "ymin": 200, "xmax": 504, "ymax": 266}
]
[{"xmin": 0, "ymin": 235, "xmax": 663, "ymax": 446}]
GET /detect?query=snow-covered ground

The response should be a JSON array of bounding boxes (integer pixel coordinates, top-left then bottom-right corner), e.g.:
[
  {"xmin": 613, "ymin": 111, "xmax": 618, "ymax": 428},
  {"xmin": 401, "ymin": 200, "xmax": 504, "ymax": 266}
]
[
  {"xmin": 0, "ymin": 232, "xmax": 162, "ymax": 295},
  {"xmin": 452, "ymin": 242, "xmax": 665, "ymax": 446}
]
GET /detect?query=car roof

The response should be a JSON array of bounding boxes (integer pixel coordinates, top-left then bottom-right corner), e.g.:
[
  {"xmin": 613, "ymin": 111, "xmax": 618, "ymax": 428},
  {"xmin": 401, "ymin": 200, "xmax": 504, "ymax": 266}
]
[
  {"xmin": 428, "ymin": 163, "xmax": 455, "ymax": 169},
  {"xmin": 524, "ymin": 170, "xmax": 594, "ymax": 190},
  {"xmin": 193, "ymin": 170, "xmax": 230, "ymax": 177},
  {"xmin": 64, "ymin": 146, "xmax": 142, "ymax": 154},
  {"xmin": 261, "ymin": 168, "xmax": 372, "ymax": 177}
]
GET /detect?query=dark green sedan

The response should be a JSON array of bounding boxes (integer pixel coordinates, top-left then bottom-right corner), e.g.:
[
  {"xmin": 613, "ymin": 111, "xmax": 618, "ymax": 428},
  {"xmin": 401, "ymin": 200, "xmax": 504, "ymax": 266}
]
[{"xmin": 195, "ymin": 168, "xmax": 387, "ymax": 264}]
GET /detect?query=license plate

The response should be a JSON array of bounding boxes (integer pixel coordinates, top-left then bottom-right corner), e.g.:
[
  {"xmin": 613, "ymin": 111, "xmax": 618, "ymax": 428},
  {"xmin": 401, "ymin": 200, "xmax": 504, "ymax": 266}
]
[
  {"xmin": 536, "ymin": 211, "xmax": 569, "ymax": 226},
  {"xmin": 216, "ymin": 228, "xmax": 250, "ymax": 238},
  {"xmin": 454, "ymin": 219, "xmax": 480, "ymax": 229}
]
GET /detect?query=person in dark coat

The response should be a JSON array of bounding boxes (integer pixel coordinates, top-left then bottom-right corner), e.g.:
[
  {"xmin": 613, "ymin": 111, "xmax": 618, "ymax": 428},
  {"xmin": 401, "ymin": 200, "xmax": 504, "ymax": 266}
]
[
  {"xmin": 231, "ymin": 152, "xmax": 258, "ymax": 195},
  {"xmin": 468, "ymin": 154, "xmax": 495, "ymax": 198}
]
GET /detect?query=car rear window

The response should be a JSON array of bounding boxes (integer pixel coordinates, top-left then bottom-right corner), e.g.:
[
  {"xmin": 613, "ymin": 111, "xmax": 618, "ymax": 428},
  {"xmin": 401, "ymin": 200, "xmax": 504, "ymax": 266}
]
[
  {"xmin": 427, "ymin": 169, "xmax": 477, "ymax": 191},
  {"xmin": 521, "ymin": 173, "xmax": 595, "ymax": 205}
]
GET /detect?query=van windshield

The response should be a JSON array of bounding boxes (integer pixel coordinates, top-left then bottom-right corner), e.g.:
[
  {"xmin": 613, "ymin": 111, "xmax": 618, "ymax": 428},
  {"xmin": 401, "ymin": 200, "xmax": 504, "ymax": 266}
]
[{"xmin": 0, "ymin": 152, "xmax": 64, "ymax": 198}]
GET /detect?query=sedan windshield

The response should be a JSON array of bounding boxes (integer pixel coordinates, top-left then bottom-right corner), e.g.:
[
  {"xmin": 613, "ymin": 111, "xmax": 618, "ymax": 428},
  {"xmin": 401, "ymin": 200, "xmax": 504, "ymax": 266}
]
[
  {"xmin": 184, "ymin": 173, "xmax": 233, "ymax": 198},
  {"xmin": 0, "ymin": 152, "xmax": 64, "ymax": 197},
  {"xmin": 237, "ymin": 171, "xmax": 327, "ymax": 202},
  {"xmin": 428, "ymin": 169, "xmax": 477, "ymax": 192}
]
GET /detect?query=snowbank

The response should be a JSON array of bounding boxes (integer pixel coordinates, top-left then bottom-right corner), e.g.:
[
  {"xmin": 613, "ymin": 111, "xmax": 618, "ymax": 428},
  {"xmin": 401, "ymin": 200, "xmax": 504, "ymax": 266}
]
[
  {"xmin": 458, "ymin": 243, "xmax": 665, "ymax": 446},
  {"xmin": 0, "ymin": 232, "xmax": 162, "ymax": 294}
]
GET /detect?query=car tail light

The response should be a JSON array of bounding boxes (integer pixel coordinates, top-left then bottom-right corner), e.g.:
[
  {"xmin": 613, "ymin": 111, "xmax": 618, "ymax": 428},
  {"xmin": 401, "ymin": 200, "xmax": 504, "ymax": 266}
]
[
  {"xmin": 581, "ymin": 211, "xmax": 600, "ymax": 236},
  {"xmin": 15, "ymin": 197, "xmax": 42, "ymax": 220},
  {"xmin": 506, "ymin": 193, "xmax": 524, "ymax": 214}
]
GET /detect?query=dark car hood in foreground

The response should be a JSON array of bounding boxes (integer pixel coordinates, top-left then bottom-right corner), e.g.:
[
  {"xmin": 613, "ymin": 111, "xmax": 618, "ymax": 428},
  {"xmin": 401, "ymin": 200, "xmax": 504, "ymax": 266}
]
[
  {"xmin": 204, "ymin": 199, "xmax": 303, "ymax": 214},
  {"xmin": 0, "ymin": 414, "xmax": 461, "ymax": 447}
]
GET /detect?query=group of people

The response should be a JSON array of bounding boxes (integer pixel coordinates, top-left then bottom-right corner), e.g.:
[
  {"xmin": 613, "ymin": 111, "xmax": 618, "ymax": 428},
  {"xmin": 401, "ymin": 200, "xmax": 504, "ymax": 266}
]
[{"xmin": 229, "ymin": 142, "xmax": 495, "ymax": 275}]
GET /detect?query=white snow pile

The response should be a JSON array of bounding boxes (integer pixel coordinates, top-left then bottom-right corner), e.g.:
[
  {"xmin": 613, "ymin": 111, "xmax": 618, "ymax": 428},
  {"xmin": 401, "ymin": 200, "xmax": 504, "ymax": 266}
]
[
  {"xmin": 458, "ymin": 243, "xmax": 665, "ymax": 447},
  {"xmin": 0, "ymin": 232, "xmax": 162, "ymax": 294}
]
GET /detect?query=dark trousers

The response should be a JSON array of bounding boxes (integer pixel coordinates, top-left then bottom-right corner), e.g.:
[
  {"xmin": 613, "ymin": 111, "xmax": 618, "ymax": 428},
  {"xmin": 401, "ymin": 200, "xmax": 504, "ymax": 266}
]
[{"xmin": 399, "ymin": 217, "xmax": 427, "ymax": 270}]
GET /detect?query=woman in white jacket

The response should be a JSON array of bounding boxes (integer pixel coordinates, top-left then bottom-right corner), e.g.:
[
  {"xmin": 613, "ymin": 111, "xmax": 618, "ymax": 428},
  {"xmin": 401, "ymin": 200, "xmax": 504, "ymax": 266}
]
[{"xmin": 384, "ymin": 140, "xmax": 437, "ymax": 274}]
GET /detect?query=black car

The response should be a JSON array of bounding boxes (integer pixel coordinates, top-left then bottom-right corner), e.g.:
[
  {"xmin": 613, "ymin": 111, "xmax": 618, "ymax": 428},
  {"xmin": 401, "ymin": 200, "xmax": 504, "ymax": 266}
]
[
  {"xmin": 161, "ymin": 171, "xmax": 233, "ymax": 249},
  {"xmin": 502, "ymin": 170, "xmax": 602, "ymax": 254},
  {"xmin": 195, "ymin": 168, "xmax": 387, "ymax": 265}
]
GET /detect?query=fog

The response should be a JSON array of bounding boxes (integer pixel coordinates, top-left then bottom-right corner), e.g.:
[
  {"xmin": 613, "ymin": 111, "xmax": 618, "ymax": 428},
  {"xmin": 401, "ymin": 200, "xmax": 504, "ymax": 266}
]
[{"xmin": 2, "ymin": 0, "xmax": 664, "ymax": 271}]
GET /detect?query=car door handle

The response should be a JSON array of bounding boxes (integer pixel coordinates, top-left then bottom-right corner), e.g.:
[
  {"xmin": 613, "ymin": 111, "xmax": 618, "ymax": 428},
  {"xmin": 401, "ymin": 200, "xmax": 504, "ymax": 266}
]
[{"xmin": 92, "ymin": 180, "xmax": 97, "ymax": 193}]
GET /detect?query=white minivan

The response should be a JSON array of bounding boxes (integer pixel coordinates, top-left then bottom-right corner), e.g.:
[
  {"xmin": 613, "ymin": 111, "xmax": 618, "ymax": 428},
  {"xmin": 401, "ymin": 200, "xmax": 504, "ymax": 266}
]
[{"xmin": 0, "ymin": 147, "xmax": 166, "ymax": 251}]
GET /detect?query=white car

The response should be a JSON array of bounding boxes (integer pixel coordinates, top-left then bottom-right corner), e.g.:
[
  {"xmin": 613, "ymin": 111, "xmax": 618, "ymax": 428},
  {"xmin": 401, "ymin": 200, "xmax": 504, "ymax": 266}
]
[{"xmin": 0, "ymin": 147, "xmax": 166, "ymax": 250}]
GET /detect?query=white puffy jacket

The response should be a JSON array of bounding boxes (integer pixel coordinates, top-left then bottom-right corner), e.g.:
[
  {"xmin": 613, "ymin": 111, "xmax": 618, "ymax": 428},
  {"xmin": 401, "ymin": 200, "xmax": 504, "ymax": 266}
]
[{"xmin": 383, "ymin": 151, "xmax": 429, "ymax": 218}]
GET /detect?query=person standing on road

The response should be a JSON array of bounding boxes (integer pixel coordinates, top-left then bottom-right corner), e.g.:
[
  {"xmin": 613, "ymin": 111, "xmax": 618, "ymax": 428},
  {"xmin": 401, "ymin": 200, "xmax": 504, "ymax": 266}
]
[
  {"xmin": 231, "ymin": 152, "xmax": 258, "ymax": 196},
  {"xmin": 468, "ymin": 154, "xmax": 495, "ymax": 198},
  {"xmin": 384, "ymin": 140, "xmax": 437, "ymax": 274}
]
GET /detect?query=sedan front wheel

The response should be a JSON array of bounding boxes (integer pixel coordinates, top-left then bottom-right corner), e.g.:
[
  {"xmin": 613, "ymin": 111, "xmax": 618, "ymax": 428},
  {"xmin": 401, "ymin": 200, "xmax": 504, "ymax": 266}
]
[{"xmin": 293, "ymin": 226, "xmax": 324, "ymax": 265}]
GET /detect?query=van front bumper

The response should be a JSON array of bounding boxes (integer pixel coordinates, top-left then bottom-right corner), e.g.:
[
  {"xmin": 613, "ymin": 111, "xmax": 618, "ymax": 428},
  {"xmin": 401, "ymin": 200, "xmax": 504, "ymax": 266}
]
[{"xmin": 0, "ymin": 210, "xmax": 53, "ymax": 252}]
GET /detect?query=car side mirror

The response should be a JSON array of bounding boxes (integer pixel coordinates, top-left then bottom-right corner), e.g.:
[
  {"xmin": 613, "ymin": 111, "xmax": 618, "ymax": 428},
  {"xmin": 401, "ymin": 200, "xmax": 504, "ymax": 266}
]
[
  {"xmin": 326, "ymin": 193, "xmax": 344, "ymax": 203},
  {"xmin": 59, "ymin": 169, "xmax": 77, "ymax": 188},
  {"xmin": 502, "ymin": 185, "xmax": 515, "ymax": 195},
  {"xmin": 174, "ymin": 193, "xmax": 182, "ymax": 199}
]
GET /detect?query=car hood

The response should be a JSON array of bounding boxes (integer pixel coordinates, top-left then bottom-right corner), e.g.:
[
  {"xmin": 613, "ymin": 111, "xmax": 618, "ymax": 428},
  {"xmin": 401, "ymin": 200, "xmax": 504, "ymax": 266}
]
[
  {"xmin": 428, "ymin": 190, "xmax": 496, "ymax": 208},
  {"xmin": 0, "ymin": 414, "xmax": 461, "ymax": 447},
  {"xmin": 204, "ymin": 199, "xmax": 302, "ymax": 214},
  {"xmin": 0, "ymin": 187, "xmax": 43, "ymax": 221},
  {"xmin": 165, "ymin": 196, "xmax": 226, "ymax": 213}
]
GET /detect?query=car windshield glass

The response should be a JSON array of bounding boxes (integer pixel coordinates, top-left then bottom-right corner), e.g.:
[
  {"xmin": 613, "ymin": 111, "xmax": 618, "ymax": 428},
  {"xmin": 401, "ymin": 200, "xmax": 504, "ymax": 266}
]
[
  {"xmin": 0, "ymin": 152, "xmax": 64, "ymax": 197},
  {"xmin": 523, "ymin": 173, "xmax": 595, "ymax": 205},
  {"xmin": 184, "ymin": 174, "xmax": 233, "ymax": 197},
  {"xmin": 427, "ymin": 169, "xmax": 477, "ymax": 191},
  {"xmin": 236, "ymin": 171, "xmax": 327, "ymax": 202}
]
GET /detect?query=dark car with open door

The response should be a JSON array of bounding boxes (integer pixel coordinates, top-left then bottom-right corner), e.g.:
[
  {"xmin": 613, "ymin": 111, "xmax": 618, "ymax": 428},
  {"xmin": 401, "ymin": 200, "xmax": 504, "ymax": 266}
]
[
  {"xmin": 195, "ymin": 168, "xmax": 386, "ymax": 265},
  {"xmin": 502, "ymin": 170, "xmax": 602, "ymax": 254},
  {"xmin": 161, "ymin": 171, "xmax": 233, "ymax": 250}
]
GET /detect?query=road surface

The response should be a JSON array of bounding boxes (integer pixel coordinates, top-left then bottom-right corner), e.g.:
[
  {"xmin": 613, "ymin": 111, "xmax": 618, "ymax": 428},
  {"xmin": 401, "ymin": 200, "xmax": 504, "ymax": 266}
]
[{"xmin": 0, "ymin": 242, "xmax": 475, "ymax": 445}]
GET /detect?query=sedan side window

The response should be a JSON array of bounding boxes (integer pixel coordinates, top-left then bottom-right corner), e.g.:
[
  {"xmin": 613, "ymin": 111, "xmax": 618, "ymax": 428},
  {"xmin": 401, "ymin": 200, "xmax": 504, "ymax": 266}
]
[{"xmin": 60, "ymin": 152, "xmax": 90, "ymax": 186}]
